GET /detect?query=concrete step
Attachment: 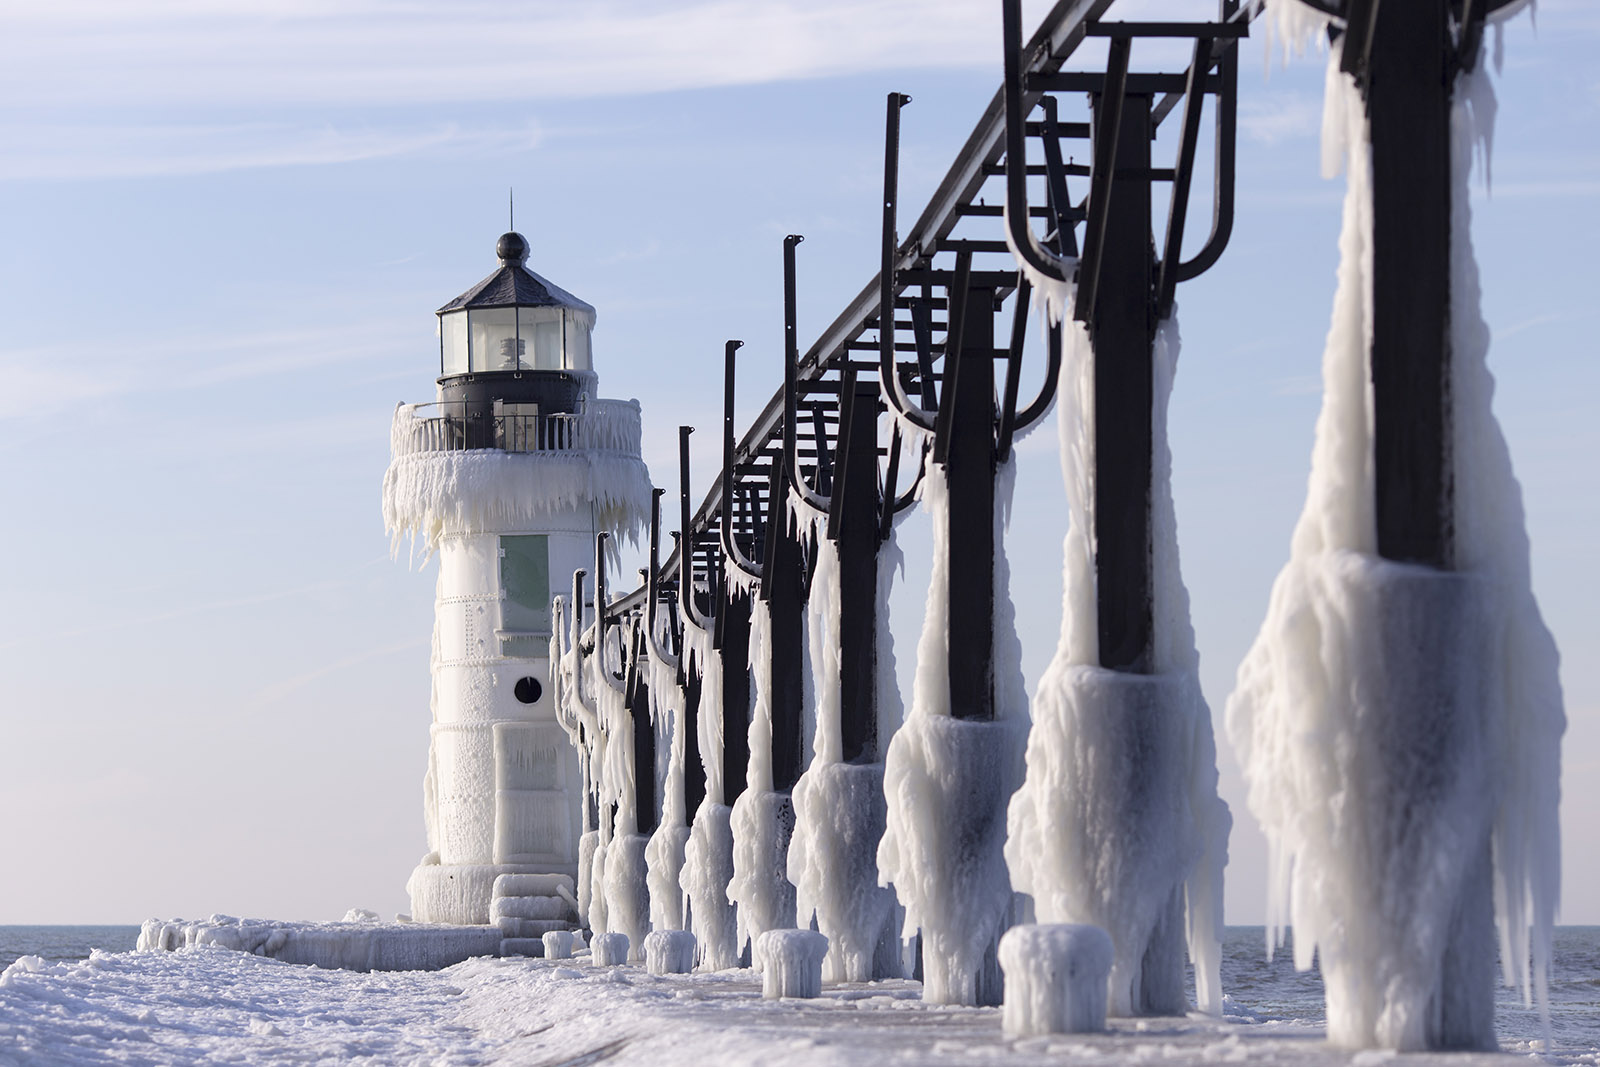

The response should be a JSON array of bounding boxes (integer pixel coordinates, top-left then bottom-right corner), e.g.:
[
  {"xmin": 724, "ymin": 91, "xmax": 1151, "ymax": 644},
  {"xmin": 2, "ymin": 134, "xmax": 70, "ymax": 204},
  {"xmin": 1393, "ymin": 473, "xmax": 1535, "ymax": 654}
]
[
  {"xmin": 497, "ymin": 917, "xmax": 573, "ymax": 939},
  {"xmin": 490, "ymin": 894, "xmax": 570, "ymax": 921}
]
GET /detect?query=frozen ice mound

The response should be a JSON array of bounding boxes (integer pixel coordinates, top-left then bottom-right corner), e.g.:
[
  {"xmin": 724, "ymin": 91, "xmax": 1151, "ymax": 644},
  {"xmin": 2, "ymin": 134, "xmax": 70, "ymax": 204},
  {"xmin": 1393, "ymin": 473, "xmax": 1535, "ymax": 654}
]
[
  {"xmin": 998, "ymin": 923, "xmax": 1113, "ymax": 1037},
  {"xmin": 542, "ymin": 930, "xmax": 576, "ymax": 960},
  {"xmin": 755, "ymin": 929, "xmax": 829, "ymax": 1000},
  {"xmin": 592, "ymin": 932, "xmax": 630, "ymax": 967},
  {"xmin": 644, "ymin": 930, "xmax": 696, "ymax": 975}
]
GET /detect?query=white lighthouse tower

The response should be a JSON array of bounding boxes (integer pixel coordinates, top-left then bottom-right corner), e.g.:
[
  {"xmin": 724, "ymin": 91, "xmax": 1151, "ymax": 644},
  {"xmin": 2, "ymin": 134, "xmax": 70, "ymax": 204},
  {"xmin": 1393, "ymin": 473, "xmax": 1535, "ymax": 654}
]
[{"xmin": 383, "ymin": 231, "xmax": 651, "ymax": 926}]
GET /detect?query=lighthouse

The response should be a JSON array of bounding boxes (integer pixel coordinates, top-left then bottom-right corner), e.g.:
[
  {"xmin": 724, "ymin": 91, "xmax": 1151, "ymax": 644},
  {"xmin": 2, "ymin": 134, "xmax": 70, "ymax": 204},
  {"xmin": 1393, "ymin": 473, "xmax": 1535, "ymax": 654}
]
[{"xmin": 383, "ymin": 231, "xmax": 651, "ymax": 926}]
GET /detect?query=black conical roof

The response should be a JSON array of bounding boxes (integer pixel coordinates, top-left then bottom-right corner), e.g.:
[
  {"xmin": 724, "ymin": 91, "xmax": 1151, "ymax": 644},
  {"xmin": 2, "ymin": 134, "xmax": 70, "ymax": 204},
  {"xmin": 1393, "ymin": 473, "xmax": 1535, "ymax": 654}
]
[{"xmin": 436, "ymin": 232, "xmax": 596, "ymax": 316}]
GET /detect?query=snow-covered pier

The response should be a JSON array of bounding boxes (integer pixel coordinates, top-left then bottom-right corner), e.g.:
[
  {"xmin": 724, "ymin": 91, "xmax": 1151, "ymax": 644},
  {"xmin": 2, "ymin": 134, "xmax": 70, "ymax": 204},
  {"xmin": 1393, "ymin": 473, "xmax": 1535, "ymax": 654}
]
[{"xmin": 346, "ymin": 0, "xmax": 1566, "ymax": 1056}]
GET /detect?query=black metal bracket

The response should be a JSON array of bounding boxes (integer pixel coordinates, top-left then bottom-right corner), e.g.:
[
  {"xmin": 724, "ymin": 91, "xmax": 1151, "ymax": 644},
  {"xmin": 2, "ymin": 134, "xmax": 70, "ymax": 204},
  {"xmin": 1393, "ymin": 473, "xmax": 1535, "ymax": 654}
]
[
  {"xmin": 721, "ymin": 341, "xmax": 765, "ymax": 584},
  {"xmin": 784, "ymin": 235, "xmax": 833, "ymax": 515},
  {"xmin": 678, "ymin": 426, "xmax": 712, "ymax": 634},
  {"xmin": 878, "ymin": 93, "xmax": 939, "ymax": 435}
]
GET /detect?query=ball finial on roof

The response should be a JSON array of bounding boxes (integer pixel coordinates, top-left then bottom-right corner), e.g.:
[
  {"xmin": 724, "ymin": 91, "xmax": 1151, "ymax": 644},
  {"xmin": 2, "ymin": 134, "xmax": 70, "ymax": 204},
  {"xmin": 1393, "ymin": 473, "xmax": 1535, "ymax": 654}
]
[{"xmin": 496, "ymin": 231, "xmax": 530, "ymax": 266}]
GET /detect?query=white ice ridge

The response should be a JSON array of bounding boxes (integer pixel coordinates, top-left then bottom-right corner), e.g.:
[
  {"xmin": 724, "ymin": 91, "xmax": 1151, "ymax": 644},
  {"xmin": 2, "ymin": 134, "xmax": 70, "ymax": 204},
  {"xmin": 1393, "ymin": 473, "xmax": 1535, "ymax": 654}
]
[
  {"xmin": 1004, "ymin": 309, "xmax": 1231, "ymax": 1018},
  {"xmin": 382, "ymin": 399, "xmax": 651, "ymax": 558},
  {"xmin": 877, "ymin": 462, "xmax": 1030, "ymax": 1006},
  {"xmin": 137, "ymin": 917, "xmax": 501, "ymax": 973},
  {"xmin": 1225, "ymin": 37, "xmax": 1563, "ymax": 1051}
]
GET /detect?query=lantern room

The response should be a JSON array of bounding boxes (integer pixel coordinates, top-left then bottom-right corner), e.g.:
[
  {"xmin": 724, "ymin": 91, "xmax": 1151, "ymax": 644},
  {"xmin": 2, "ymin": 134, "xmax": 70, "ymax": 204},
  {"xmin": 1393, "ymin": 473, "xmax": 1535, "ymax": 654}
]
[
  {"xmin": 438, "ymin": 232, "xmax": 594, "ymax": 377},
  {"xmin": 434, "ymin": 231, "xmax": 598, "ymax": 421}
]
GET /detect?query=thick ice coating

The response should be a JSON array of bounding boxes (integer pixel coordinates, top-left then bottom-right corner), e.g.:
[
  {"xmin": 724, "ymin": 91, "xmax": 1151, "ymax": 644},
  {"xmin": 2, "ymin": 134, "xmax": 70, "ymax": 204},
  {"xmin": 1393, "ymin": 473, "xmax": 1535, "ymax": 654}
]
[
  {"xmin": 1003, "ymin": 310, "xmax": 1231, "ymax": 1018},
  {"xmin": 755, "ymin": 929, "xmax": 829, "ymax": 1000},
  {"xmin": 645, "ymin": 650, "xmax": 692, "ymax": 933},
  {"xmin": 644, "ymin": 930, "xmax": 697, "ymax": 975},
  {"xmin": 382, "ymin": 399, "xmax": 651, "ymax": 559},
  {"xmin": 138, "ymin": 917, "xmax": 500, "ymax": 973},
  {"xmin": 1225, "ymin": 33, "xmax": 1563, "ymax": 1051},
  {"xmin": 727, "ymin": 599, "xmax": 799, "ymax": 952},
  {"xmin": 679, "ymin": 623, "xmax": 741, "ymax": 971},
  {"xmin": 787, "ymin": 527, "xmax": 905, "ymax": 982},
  {"xmin": 877, "ymin": 463, "xmax": 1030, "ymax": 1006},
  {"xmin": 591, "ymin": 932, "xmax": 630, "ymax": 967},
  {"xmin": 998, "ymin": 923, "xmax": 1114, "ymax": 1037}
]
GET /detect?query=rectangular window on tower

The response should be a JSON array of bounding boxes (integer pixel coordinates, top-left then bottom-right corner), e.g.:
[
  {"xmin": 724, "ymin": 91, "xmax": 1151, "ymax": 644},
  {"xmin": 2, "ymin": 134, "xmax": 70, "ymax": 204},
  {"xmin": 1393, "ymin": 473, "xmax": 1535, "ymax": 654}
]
[{"xmin": 498, "ymin": 535, "xmax": 551, "ymax": 657}]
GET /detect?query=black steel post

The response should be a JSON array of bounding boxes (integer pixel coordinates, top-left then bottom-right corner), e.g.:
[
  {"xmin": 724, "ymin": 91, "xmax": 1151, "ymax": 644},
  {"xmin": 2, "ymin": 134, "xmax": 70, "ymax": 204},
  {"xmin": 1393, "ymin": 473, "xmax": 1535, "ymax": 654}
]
[
  {"xmin": 945, "ymin": 282, "xmax": 998, "ymax": 721},
  {"xmin": 832, "ymin": 376, "xmax": 883, "ymax": 761},
  {"xmin": 628, "ymin": 625, "xmax": 659, "ymax": 835},
  {"xmin": 720, "ymin": 587, "xmax": 751, "ymax": 805},
  {"xmin": 684, "ymin": 651, "xmax": 707, "ymax": 816},
  {"xmin": 1367, "ymin": 0, "xmax": 1453, "ymax": 568},
  {"xmin": 1091, "ymin": 91, "xmax": 1156, "ymax": 674},
  {"xmin": 762, "ymin": 460, "xmax": 808, "ymax": 793}
]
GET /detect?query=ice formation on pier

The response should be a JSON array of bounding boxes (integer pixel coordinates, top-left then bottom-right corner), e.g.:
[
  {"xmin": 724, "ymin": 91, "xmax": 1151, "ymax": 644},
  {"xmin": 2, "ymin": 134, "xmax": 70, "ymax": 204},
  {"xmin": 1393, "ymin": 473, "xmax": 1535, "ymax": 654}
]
[
  {"xmin": 1225, "ymin": 22, "xmax": 1563, "ymax": 1051},
  {"xmin": 788, "ymin": 528, "xmax": 906, "ymax": 981},
  {"xmin": 680, "ymin": 623, "xmax": 741, "ymax": 970},
  {"xmin": 383, "ymin": 398, "xmax": 651, "ymax": 559},
  {"xmin": 1003, "ymin": 308, "xmax": 1230, "ymax": 1017},
  {"xmin": 728, "ymin": 598, "xmax": 799, "ymax": 953},
  {"xmin": 645, "ymin": 649, "xmax": 692, "ymax": 933},
  {"xmin": 877, "ymin": 463, "xmax": 1030, "ymax": 1005}
]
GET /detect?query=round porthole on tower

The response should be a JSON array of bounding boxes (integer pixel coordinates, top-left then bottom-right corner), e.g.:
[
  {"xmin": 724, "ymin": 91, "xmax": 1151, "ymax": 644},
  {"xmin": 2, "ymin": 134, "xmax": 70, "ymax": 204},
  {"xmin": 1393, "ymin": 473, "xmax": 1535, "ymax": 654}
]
[{"xmin": 513, "ymin": 676, "xmax": 543, "ymax": 705}]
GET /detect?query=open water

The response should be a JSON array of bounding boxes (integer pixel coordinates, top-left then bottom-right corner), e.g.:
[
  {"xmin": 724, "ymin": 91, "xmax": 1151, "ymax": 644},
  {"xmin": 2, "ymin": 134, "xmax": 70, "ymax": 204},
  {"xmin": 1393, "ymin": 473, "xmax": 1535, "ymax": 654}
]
[{"xmin": 3, "ymin": 924, "xmax": 1595, "ymax": 1052}]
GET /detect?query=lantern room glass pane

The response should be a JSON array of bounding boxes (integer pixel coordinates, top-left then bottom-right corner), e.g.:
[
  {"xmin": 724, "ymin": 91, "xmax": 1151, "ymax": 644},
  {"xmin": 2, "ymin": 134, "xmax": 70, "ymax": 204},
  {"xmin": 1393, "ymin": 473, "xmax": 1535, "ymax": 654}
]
[
  {"xmin": 468, "ymin": 308, "xmax": 521, "ymax": 372},
  {"xmin": 565, "ymin": 318, "xmax": 592, "ymax": 372},
  {"xmin": 520, "ymin": 307, "xmax": 564, "ymax": 371},
  {"xmin": 440, "ymin": 311, "xmax": 468, "ymax": 376}
]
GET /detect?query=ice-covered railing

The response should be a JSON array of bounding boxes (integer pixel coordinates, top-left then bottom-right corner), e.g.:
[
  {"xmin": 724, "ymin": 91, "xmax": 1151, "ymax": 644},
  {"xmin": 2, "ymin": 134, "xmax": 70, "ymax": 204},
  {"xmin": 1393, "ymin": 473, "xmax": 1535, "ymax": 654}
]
[
  {"xmin": 383, "ymin": 397, "xmax": 651, "ymax": 556},
  {"xmin": 389, "ymin": 398, "xmax": 643, "ymax": 459}
]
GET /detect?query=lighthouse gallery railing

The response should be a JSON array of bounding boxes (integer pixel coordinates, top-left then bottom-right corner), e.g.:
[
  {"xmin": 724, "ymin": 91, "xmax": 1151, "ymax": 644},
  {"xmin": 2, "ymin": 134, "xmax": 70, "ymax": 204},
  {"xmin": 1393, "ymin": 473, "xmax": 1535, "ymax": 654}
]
[{"xmin": 390, "ymin": 397, "xmax": 643, "ymax": 459}]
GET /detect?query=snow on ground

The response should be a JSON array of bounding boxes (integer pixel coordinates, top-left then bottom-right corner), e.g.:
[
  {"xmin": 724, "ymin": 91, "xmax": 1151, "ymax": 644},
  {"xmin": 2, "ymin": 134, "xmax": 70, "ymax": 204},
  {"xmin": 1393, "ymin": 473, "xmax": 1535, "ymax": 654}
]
[{"xmin": 0, "ymin": 946, "xmax": 1572, "ymax": 1067}]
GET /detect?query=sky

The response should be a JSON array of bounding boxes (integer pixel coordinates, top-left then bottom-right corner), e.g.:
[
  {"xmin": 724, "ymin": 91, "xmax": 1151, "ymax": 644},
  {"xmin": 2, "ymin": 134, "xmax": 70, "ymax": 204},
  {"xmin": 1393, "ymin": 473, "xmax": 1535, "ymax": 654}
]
[{"xmin": 0, "ymin": 0, "xmax": 1596, "ymax": 929}]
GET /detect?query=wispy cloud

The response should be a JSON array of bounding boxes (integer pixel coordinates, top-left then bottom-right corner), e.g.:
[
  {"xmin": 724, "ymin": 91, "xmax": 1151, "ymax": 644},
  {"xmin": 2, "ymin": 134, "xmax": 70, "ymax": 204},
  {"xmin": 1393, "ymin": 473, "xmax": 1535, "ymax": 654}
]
[
  {"xmin": 1, "ymin": 2, "xmax": 1027, "ymax": 113},
  {"xmin": 0, "ymin": 318, "xmax": 421, "ymax": 420},
  {"xmin": 1239, "ymin": 92, "xmax": 1321, "ymax": 144},
  {"xmin": 0, "ymin": 119, "xmax": 542, "ymax": 181}
]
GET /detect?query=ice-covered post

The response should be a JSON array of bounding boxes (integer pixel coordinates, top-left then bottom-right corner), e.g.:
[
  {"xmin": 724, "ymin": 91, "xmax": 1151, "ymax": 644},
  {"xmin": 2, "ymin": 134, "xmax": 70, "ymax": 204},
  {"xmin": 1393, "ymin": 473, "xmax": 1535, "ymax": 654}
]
[
  {"xmin": 876, "ymin": 90, "xmax": 1032, "ymax": 1008},
  {"xmin": 678, "ymin": 425, "xmax": 745, "ymax": 970},
  {"xmin": 592, "ymin": 533, "xmax": 650, "ymax": 959},
  {"xmin": 785, "ymin": 231, "xmax": 906, "ymax": 982},
  {"xmin": 643, "ymin": 494, "xmax": 698, "ymax": 935},
  {"xmin": 999, "ymin": 0, "xmax": 1234, "ymax": 1020},
  {"xmin": 1227, "ymin": 0, "xmax": 1564, "ymax": 1052},
  {"xmin": 1339, "ymin": 0, "xmax": 1485, "ymax": 1046},
  {"xmin": 727, "ymin": 337, "xmax": 803, "ymax": 956}
]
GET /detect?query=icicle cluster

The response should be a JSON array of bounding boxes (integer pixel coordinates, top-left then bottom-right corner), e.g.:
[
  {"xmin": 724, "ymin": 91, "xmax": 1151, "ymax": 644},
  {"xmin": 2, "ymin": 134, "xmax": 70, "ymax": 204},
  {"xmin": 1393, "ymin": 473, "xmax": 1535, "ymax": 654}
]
[{"xmin": 382, "ymin": 400, "xmax": 651, "ymax": 559}]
